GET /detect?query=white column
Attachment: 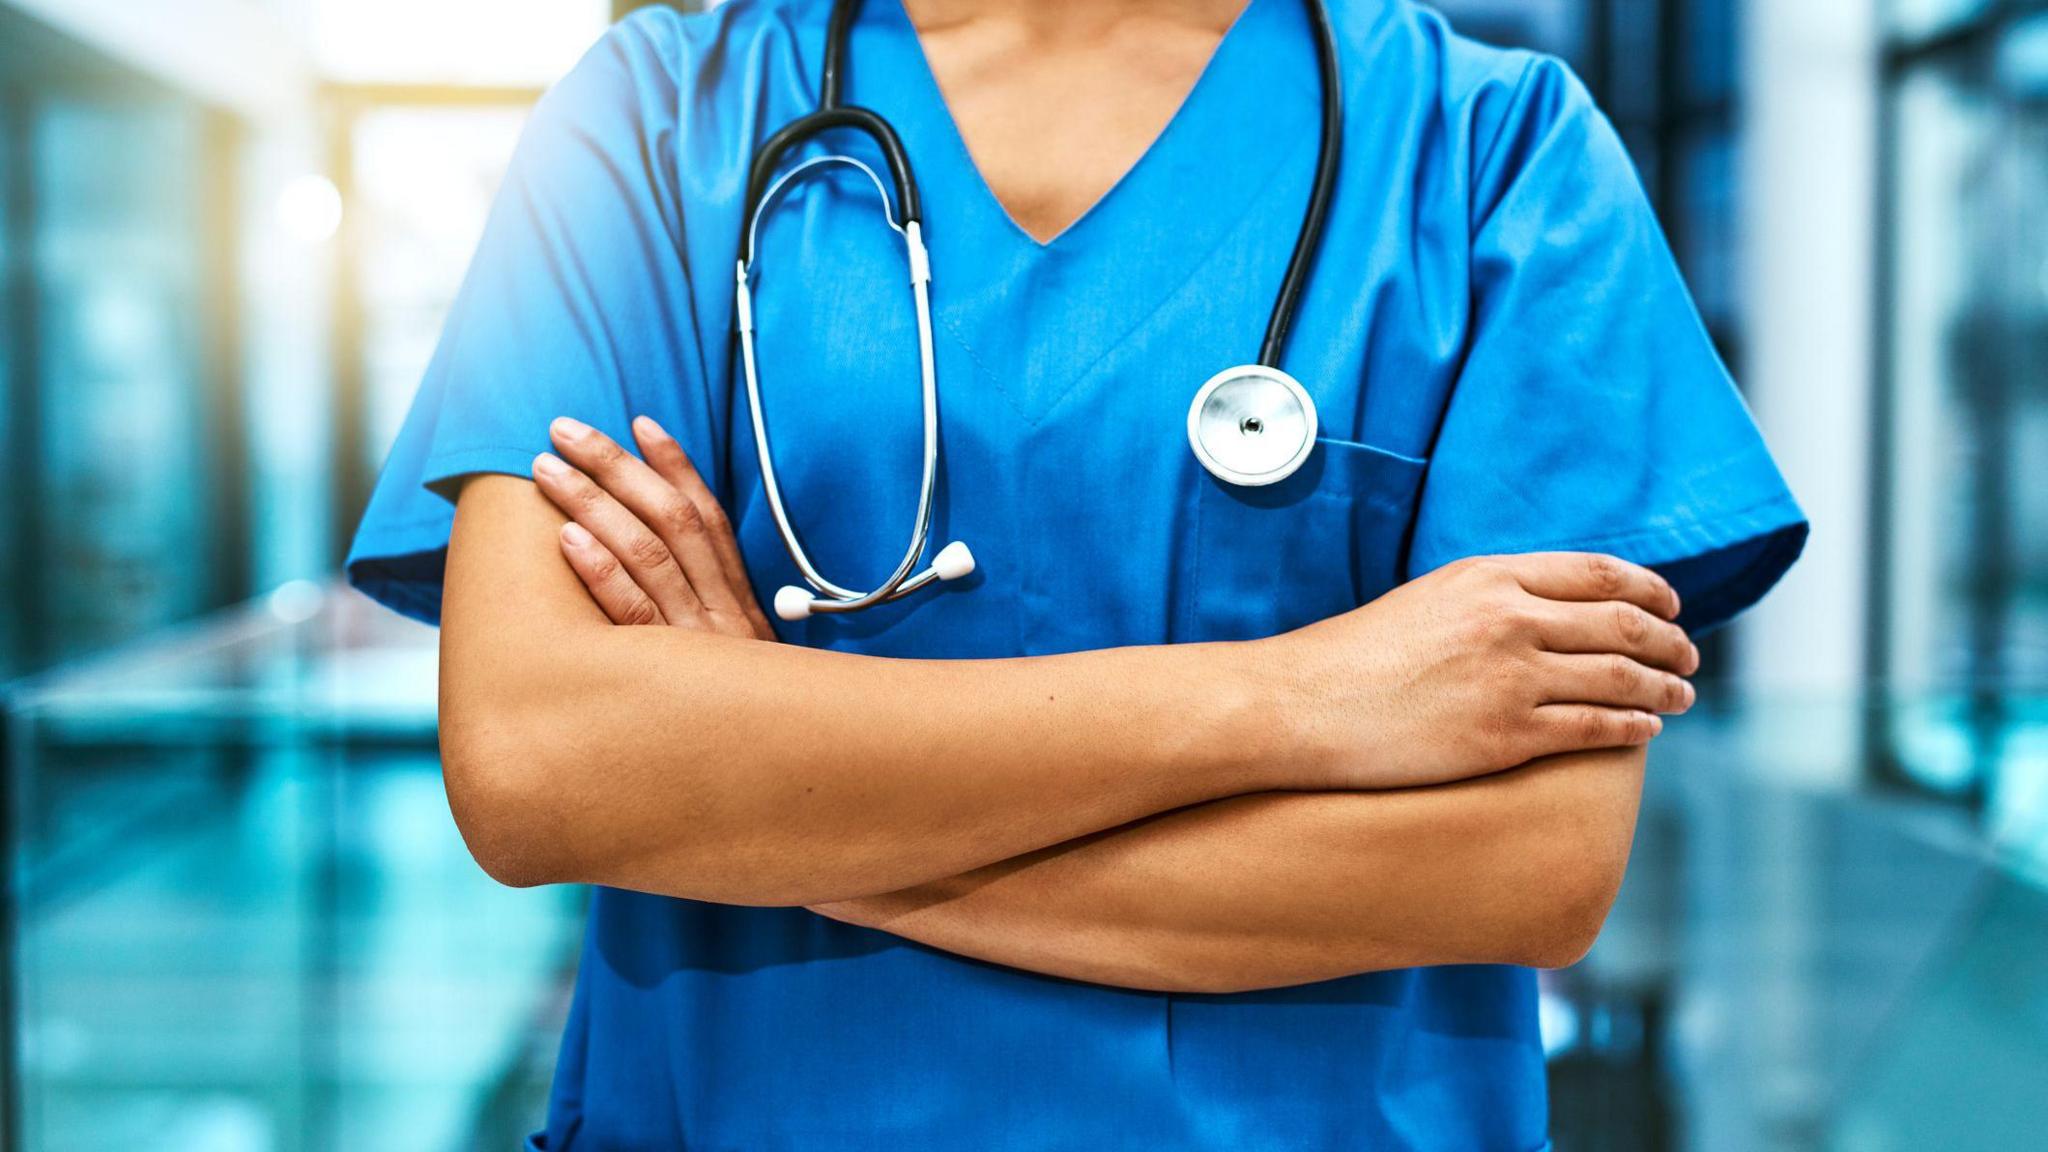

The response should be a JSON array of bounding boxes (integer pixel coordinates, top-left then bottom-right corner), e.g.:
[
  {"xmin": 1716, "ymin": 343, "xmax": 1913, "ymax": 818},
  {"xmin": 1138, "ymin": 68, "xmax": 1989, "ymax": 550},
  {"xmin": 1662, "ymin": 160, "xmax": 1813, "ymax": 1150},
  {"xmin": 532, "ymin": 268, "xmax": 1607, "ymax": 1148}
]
[{"xmin": 1736, "ymin": 0, "xmax": 1881, "ymax": 786}]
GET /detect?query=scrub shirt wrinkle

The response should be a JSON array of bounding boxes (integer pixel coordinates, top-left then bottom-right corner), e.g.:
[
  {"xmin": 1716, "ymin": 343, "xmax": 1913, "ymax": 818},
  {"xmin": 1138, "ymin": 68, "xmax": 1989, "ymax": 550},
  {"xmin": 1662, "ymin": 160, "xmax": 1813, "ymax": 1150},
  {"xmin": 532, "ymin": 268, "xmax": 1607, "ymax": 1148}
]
[{"xmin": 346, "ymin": 0, "xmax": 1806, "ymax": 1148}]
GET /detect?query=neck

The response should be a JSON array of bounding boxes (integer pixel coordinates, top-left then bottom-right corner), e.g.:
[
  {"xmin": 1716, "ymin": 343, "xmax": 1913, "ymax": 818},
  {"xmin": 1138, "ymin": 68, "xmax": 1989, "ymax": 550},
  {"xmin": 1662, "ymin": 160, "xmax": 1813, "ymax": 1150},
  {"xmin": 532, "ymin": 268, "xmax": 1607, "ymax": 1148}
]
[{"xmin": 900, "ymin": 0, "xmax": 1251, "ymax": 39}]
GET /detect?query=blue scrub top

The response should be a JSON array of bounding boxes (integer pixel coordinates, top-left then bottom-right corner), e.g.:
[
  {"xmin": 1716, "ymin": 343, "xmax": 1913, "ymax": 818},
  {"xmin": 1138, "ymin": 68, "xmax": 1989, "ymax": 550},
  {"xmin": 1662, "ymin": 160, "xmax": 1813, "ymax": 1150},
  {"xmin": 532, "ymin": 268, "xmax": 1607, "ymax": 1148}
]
[{"xmin": 349, "ymin": 0, "xmax": 1807, "ymax": 1147}]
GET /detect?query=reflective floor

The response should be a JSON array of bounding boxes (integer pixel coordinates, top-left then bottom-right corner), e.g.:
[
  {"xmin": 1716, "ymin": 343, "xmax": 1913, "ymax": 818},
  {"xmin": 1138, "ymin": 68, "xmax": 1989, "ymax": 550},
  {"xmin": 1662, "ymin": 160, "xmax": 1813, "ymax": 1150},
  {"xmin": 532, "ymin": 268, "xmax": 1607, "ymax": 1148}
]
[
  {"xmin": 16, "ymin": 756, "xmax": 578, "ymax": 1150},
  {"xmin": 1553, "ymin": 727, "xmax": 2048, "ymax": 1152},
  {"xmin": 5, "ymin": 590, "xmax": 582, "ymax": 1151},
  {"xmin": 5, "ymin": 587, "xmax": 2045, "ymax": 1150}
]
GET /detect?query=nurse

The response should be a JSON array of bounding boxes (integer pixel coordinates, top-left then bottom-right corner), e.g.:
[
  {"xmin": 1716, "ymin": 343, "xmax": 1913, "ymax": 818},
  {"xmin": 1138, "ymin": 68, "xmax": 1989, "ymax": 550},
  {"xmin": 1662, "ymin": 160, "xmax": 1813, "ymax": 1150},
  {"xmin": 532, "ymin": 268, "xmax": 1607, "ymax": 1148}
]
[{"xmin": 349, "ymin": 0, "xmax": 1807, "ymax": 1147}]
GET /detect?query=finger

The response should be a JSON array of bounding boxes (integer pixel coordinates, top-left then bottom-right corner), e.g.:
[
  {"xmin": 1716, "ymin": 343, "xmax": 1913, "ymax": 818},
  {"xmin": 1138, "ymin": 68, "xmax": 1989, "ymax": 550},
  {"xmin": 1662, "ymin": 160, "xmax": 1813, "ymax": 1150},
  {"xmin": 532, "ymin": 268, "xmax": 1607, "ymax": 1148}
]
[
  {"xmin": 1538, "ymin": 599, "xmax": 1700, "ymax": 675},
  {"xmin": 1499, "ymin": 552, "xmax": 1682, "ymax": 621},
  {"xmin": 532, "ymin": 452, "xmax": 702, "ymax": 620},
  {"xmin": 1529, "ymin": 704, "xmax": 1664, "ymax": 755},
  {"xmin": 632, "ymin": 416, "xmax": 776, "ymax": 638},
  {"xmin": 550, "ymin": 417, "xmax": 748, "ymax": 620},
  {"xmin": 558, "ymin": 523, "xmax": 667, "ymax": 627},
  {"xmin": 1538, "ymin": 652, "xmax": 1696, "ymax": 715}
]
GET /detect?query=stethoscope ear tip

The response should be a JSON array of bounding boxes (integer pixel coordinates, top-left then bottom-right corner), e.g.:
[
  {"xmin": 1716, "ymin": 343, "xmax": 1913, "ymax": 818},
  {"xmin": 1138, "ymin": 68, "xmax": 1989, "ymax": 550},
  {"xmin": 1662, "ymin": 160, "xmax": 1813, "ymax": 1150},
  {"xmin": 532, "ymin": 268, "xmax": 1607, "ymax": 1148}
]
[
  {"xmin": 773, "ymin": 541, "xmax": 973, "ymax": 622},
  {"xmin": 933, "ymin": 540, "xmax": 975, "ymax": 582},
  {"xmin": 774, "ymin": 585, "xmax": 817, "ymax": 622}
]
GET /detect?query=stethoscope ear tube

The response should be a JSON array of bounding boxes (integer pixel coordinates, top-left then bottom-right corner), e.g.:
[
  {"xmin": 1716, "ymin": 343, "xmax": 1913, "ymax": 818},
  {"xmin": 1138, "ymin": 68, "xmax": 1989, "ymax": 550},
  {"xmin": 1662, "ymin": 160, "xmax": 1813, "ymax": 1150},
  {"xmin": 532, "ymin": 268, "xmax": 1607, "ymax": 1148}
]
[{"xmin": 740, "ymin": 107, "xmax": 921, "ymax": 264}]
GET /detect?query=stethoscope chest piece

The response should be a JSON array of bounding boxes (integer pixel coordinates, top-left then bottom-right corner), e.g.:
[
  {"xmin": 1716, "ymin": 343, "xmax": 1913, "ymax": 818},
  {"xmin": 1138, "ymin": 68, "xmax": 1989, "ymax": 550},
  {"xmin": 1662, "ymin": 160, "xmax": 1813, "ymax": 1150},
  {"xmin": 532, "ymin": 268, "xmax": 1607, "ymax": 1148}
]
[{"xmin": 1187, "ymin": 365, "xmax": 1319, "ymax": 487}]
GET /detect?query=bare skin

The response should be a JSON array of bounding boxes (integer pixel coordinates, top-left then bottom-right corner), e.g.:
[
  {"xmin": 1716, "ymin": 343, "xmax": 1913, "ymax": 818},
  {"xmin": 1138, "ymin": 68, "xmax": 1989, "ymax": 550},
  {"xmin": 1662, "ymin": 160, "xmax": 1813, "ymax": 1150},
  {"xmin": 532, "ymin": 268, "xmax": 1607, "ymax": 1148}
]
[
  {"xmin": 434, "ymin": 0, "xmax": 1698, "ymax": 989},
  {"xmin": 812, "ymin": 752, "xmax": 1644, "ymax": 990}
]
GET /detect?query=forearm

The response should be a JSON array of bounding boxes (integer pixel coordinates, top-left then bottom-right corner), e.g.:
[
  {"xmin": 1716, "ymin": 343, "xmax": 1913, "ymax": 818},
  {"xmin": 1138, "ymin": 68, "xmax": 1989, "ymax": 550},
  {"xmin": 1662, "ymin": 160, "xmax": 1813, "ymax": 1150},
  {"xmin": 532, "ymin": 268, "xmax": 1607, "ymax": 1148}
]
[
  {"xmin": 815, "ymin": 745, "xmax": 1647, "ymax": 992},
  {"xmin": 448, "ymin": 431, "xmax": 1694, "ymax": 910},
  {"xmin": 442, "ymin": 476, "xmax": 1289, "ymax": 905}
]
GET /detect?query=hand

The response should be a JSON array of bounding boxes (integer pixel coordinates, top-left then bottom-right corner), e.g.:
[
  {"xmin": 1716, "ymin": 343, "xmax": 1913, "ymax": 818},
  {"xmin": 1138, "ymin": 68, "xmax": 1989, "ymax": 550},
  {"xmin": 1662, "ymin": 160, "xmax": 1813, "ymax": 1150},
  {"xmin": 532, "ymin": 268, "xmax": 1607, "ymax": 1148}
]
[
  {"xmin": 530, "ymin": 416, "xmax": 776, "ymax": 641},
  {"xmin": 1265, "ymin": 553, "xmax": 1698, "ymax": 790}
]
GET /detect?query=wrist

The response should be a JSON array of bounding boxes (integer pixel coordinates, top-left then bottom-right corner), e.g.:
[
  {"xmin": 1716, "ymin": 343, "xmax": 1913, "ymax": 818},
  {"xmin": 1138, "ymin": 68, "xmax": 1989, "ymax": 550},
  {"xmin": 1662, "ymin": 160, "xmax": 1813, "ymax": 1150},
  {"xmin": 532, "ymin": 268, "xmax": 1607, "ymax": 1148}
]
[{"xmin": 1187, "ymin": 637, "xmax": 1326, "ymax": 794}]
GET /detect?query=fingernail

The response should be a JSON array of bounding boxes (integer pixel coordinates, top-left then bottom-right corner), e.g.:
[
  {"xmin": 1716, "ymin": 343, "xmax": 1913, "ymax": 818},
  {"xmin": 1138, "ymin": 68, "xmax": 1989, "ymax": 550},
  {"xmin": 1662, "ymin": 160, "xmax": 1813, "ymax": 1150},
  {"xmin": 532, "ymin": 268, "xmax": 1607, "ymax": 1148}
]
[
  {"xmin": 1681, "ymin": 681, "xmax": 1697, "ymax": 708},
  {"xmin": 552, "ymin": 416, "xmax": 591, "ymax": 440},
  {"xmin": 1688, "ymin": 642, "xmax": 1702, "ymax": 672},
  {"xmin": 633, "ymin": 415, "xmax": 669, "ymax": 441},
  {"xmin": 561, "ymin": 522, "xmax": 593, "ymax": 546},
  {"xmin": 533, "ymin": 452, "xmax": 569, "ymax": 478}
]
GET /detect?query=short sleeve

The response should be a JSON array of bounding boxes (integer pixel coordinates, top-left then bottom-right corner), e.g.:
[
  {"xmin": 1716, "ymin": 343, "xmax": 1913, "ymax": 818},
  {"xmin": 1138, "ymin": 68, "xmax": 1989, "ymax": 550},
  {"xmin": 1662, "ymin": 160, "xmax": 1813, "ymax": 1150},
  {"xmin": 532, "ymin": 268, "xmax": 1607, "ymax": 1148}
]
[
  {"xmin": 1409, "ymin": 57, "xmax": 1807, "ymax": 634},
  {"xmin": 346, "ymin": 12, "xmax": 698, "ymax": 624}
]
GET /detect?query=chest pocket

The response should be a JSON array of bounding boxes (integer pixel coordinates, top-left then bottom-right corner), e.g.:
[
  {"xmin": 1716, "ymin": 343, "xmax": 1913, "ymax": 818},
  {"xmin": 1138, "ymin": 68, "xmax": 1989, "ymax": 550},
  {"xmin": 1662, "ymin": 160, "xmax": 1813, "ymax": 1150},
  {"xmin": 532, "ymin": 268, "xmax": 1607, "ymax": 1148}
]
[{"xmin": 1177, "ymin": 437, "xmax": 1429, "ymax": 643}]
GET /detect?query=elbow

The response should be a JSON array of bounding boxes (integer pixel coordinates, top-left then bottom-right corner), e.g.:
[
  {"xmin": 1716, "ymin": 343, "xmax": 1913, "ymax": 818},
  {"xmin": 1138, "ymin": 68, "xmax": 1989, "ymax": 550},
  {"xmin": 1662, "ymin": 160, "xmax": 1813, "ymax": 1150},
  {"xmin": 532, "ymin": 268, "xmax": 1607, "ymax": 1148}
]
[
  {"xmin": 1502, "ymin": 747, "xmax": 1645, "ymax": 970},
  {"xmin": 438, "ymin": 696, "xmax": 580, "ymax": 890},
  {"xmin": 1511, "ymin": 826, "xmax": 1633, "ymax": 971},
  {"xmin": 438, "ymin": 679, "xmax": 777, "ymax": 902},
  {"xmin": 1515, "ymin": 862, "xmax": 1624, "ymax": 970}
]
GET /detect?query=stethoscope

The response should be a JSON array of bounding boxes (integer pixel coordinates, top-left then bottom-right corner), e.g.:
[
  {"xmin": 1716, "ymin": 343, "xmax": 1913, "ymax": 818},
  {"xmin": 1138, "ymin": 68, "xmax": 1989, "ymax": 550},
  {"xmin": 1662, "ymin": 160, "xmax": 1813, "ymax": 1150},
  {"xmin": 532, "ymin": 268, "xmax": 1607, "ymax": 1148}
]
[{"xmin": 736, "ymin": 0, "xmax": 1342, "ymax": 622}]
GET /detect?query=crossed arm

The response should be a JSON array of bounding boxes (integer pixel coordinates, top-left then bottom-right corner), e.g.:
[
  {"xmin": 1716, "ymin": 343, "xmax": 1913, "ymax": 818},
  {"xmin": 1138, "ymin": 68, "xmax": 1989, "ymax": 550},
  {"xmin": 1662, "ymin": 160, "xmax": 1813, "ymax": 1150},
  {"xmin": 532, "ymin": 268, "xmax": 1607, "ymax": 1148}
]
[
  {"xmin": 437, "ymin": 419, "xmax": 1688, "ymax": 992},
  {"xmin": 808, "ymin": 754, "xmax": 1643, "ymax": 992}
]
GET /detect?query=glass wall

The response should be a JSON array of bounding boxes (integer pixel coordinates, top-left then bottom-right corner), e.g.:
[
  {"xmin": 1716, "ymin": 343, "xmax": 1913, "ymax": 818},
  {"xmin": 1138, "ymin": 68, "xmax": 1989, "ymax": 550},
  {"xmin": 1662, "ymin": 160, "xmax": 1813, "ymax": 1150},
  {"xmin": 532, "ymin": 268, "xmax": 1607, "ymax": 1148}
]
[
  {"xmin": 1, "ymin": 90, "xmax": 18, "ymax": 673},
  {"xmin": 1877, "ymin": 4, "xmax": 2048, "ymax": 866},
  {"xmin": 33, "ymin": 101, "xmax": 224, "ymax": 658},
  {"xmin": 0, "ymin": 11, "xmax": 244, "ymax": 680}
]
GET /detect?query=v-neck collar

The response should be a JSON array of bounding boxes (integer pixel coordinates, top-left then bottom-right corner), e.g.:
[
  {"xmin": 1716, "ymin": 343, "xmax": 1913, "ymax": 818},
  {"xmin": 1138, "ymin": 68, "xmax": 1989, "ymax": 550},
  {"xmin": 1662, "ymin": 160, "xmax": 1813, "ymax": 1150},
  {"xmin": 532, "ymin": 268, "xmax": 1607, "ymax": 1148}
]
[
  {"xmin": 880, "ymin": 0, "xmax": 1266, "ymax": 252},
  {"xmin": 848, "ymin": 0, "xmax": 1322, "ymax": 424}
]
